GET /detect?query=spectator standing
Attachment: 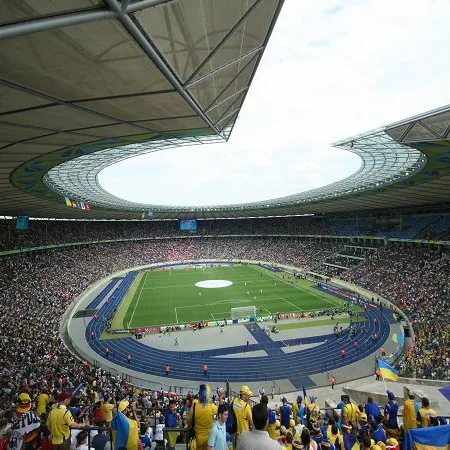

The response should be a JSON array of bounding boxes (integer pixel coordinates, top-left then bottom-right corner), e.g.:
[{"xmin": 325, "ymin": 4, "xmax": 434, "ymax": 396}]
[
  {"xmin": 46, "ymin": 393, "xmax": 86, "ymax": 450},
  {"xmin": 342, "ymin": 396, "xmax": 358, "ymax": 430},
  {"xmin": 207, "ymin": 404, "xmax": 228, "ymax": 450},
  {"xmin": 232, "ymin": 386, "xmax": 254, "ymax": 438},
  {"xmin": 111, "ymin": 400, "xmax": 139, "ymax": 450},
  {"xmin": 417, "ymin": 397, "xmax": 437, "ymax": 428},
  {"xmin": 101, "ymin": 397, "xmax": 115, "ymax": 427},
  {"xmin": 330, "ymin": 375, "xmax": 336, "ymax": 389},
  {"xmin": 36, "ymin": 388, "xmax": 51, "ymax": 418},
  {"xmin": 277, "ymin": 398, "xmax": 292, "ymax": 428},
  {"xmin": 165, "ymin": 400, "xmax": 180, "ymax": 450},
  {"xmin": 236, "ymin": 403, "xmax": 279, "ymax": 450},
  {"xmin": 364, "ymin": 397, "xmax": 381, "ymax": 422},
  {"xmin": 9, "ymin": 393, "xmax": 41, "ymax": 450},
  {"xmin": 260, "ymin": 396, "xmax": 276, "ymax": 439},
  {"xmin": 384, "ymin": 392, "xmax": 399, "ymax": 439},
  {"xmin": 402, "ymin": 390, "xmax": 417, "ymax": 432},
  {"xmin": 188, "ymin": 385, "xmax": 224, "ymax": 450}
]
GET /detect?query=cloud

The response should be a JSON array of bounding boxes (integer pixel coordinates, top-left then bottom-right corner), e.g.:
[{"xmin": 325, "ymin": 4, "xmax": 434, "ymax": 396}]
[{"xmin": 99, "ymin": 0, "xmax": 450, "ymax": 207}]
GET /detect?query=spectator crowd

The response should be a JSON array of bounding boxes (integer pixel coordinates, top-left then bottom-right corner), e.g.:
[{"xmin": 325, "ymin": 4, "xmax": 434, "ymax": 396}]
[
  {"xmin": 0, "ymin": 224, "xmax": 449, "ymax": 448},
  {"xmin": 0, "ymin": 377, "xmax": 446, "ymax": 450}
]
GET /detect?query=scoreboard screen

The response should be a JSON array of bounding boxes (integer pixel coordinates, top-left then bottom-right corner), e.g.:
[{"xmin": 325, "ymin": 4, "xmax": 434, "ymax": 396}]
[
  {"xmin": 15, "ymin": 216, "xmax": 29, "ymax": 230},
  {"xmin": 179, "ymin": 219, "xmax": 198, "ymax": 231}
]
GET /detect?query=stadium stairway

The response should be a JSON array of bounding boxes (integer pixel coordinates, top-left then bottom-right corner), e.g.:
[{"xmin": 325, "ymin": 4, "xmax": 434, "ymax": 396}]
[
  {"xmin": 243, "ymin": 323, "xmax": 285, "ymax": 356},
  {"xmin": 85, "ymin": 301, "xmax": 394, "ymax": 387}
]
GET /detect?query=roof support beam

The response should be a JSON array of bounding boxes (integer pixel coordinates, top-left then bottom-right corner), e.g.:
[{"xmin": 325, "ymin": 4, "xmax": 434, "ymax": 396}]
[
  {"xmin": 215, "ymin": 108, "xmax": 240, "ymax": 127},
  {"xmin": 0, "ymin": 10, "xmax": 115, "ymax": 40},
  {"xmin": 0, "ymin": 0, "xmax": 173, "ymax": 41},
  {"xmin": 203, "ymin": 54, "xmax": 258, "ymax": 112},
  {"xmin": 126, "ymin": 0, "xmax": 176, "ymax": 14},
  {"xmin": 184, "ymin": 46, "xmax": 264, "ymax": 90},
  {"xmin": 104, "ymin": 0, "xmax": 222, "ymax": 137},
  {"xmin": 183, "ymin": 0, "xmax": 264, "ymax": 86},
  {"xmin": 205, "ymin": 87, "xmax": 248, "ymax": 114}
]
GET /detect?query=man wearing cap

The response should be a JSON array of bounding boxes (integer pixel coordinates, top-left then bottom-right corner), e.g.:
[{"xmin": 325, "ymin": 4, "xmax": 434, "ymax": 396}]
[
  {"xmin": 236, "ymin": 403, "xmax": 279, "ymax": 450},
  {"xmin": 111, "ymin": 400, "xmax": 139, "ymax": 450},
  {"xmin": 233, "ymin": 386, "xmax": 253, "ymax": 437},
  {"xmin": 9, "ymin": 393, "xmax": 41, "ymax": 450},
  {"xmin": 384, "ymin": 392, "xmax": 399, "ymax": 439},
  {"xmin": 46, "ymin": 392, "xmax": 86, "ymax": 450}
]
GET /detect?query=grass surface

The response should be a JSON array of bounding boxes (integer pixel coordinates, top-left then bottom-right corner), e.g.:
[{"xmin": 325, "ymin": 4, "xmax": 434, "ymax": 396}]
[{"xmin": 120, "ymin": 265, "xmax": 347, "ymax": 328}]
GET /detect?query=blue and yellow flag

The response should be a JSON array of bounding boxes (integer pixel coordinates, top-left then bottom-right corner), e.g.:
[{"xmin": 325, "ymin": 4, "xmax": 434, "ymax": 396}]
[
  {"xmin": 404, "ymin": 424, "xmax": 450, "ymax": 449},
  {"xmin": 111, "ymin": 411, "xmax": 139, "ymax": 450},
  {"xmin": 65, "ymin": 384, "xmax": 85, "ymax": 397},
  {"xmin": 378, "ymin": 360, "xmax": 399, "ymax": 382}
]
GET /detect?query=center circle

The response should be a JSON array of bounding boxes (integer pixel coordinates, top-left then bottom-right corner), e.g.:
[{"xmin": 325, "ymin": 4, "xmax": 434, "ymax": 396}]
[{"xmin": 195, "ymin": 279, "xmax": 233, "ymax": 288}]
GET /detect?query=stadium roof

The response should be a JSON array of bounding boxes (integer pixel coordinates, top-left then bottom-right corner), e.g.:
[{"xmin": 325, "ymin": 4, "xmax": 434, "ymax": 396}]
[{"xmin": 1, "ymin": 1, "xmax": 450, "ymax": 220}]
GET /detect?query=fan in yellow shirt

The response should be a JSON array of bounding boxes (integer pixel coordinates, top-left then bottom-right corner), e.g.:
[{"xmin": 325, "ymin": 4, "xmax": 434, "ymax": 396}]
[
  {"xmin": 37, "ymin": 389, "xmax": 50, "ymax": 417},
  {"xmin": 101, "ymin": 397, "xmax": 115, "ymax": 426},
  {"xmin": 188, "ymin": 385, "xmax": 224, "ymax": 450}
]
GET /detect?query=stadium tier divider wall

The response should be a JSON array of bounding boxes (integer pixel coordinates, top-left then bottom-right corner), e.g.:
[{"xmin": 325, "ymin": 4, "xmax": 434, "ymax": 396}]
[{"xmin": 1, "ymin": 233, "xmax": 450, "ymax": 258}]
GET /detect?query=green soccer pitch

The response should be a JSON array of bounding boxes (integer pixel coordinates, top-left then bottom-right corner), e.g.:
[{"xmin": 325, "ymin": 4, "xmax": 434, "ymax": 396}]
[{"xmin": 119, "ymin": 265, "xmax": 346, "ymax": 328}]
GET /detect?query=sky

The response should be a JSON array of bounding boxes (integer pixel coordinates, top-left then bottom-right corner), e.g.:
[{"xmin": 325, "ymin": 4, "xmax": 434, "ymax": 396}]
[{"xmin": 99, "ymin": 0, "xmax": 450, "ymax": 207}]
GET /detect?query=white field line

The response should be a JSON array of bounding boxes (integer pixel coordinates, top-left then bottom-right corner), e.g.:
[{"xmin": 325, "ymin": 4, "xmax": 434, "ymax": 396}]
[
  {"xmin": 143, "ymin": 284, "xmax": 197, "ymax": 290},
  {"xmin": 257, "ymin": 266, "xmax": 338, "ymax": 308},
  {"xmin": 175, "ymin": 297, "xmax": 286, "ymax": 309},
  {"xmin": 211, "ymin": 311, "xmax": 232, "ymax": 317},
  {"xmin": 281, "ymin": 297, "xmax": 303, "ymax": 311},
  {"xmin": 129, "ymin": 271, "xmax": 147, "ymax": 326},
  {"xmin": 175, "ymin": 307, "xmax": 179, "ymax": 324}
]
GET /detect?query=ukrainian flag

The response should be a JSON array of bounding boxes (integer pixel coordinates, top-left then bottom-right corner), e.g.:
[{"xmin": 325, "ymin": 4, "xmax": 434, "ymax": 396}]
[
  {"xmin": 404, "ymin": 424, "xmax": 450, "ymax": 449},
  {"xmin": 378, "ymin": 360, "xmax": 399, "ymax": 381}
]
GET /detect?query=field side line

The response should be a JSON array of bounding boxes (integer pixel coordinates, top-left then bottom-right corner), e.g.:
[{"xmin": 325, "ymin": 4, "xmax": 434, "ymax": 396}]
[
  {"xmin": 175, "ymin": 307, "xmax": 179, "ymax": 324},
  {"xmin": 129, "ymin": 271, "xmax": 147, "ymax": 326},
  {"xmin": 175, "ymin": 297, "xmax": 286, "ymax": 310},
  {"xmin": 258, "ymin": 267, "xmax": 340, "ymax": 307},
  {"xmin": 281, "ymin": 297, "xmax": 303, "ymax": 311},
  {"xmin": 212, "ymin": 297, "xmax": 285, "ymax": 305},
  {"xmin": 142, "ymin": 284, "xmax": 196, "ymax": 290}
]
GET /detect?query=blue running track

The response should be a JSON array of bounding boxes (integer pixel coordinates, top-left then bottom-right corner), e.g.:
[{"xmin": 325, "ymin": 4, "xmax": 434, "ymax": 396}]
[{"xmin": 84, "ymin": 274, "xmax": 394, "ymax": 388}]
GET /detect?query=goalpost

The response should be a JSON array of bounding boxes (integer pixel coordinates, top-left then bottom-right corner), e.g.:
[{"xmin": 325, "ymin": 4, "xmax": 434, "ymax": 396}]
[{"xmin": 231, "ymin": 305, "xmax": 258, "ymax": 320}]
